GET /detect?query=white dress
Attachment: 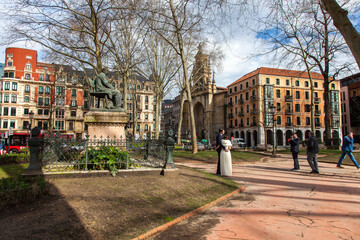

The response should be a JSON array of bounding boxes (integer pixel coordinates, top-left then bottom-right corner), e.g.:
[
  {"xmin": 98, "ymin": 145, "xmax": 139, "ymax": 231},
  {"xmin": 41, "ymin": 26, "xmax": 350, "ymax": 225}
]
[{"xmin": 220, "ymin": 139, "xmax": 232, "ymax": 176}]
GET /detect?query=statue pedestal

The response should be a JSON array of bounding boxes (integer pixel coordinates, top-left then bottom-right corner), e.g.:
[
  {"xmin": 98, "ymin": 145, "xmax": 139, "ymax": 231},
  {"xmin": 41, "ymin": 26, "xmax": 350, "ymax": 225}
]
[{"xmin": 84, "ymin": 111, "xmax": 128, "ymax": 139}]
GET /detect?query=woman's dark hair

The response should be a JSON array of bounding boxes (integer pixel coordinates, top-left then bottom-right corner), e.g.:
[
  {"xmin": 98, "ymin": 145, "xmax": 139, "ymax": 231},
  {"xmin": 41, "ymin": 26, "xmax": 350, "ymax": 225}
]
[
  {"xmin": 219, "ymin": 129, "xmax": 224, "ymax": 133},
  {"xmin": 223, "ymin": 135, "xmax": 228, "ymax": 140}
]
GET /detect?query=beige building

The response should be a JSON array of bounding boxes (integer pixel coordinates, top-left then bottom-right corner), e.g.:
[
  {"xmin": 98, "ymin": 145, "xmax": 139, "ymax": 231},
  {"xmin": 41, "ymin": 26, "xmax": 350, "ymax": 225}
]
[{"xmin": 227, "ymin": 67, "xmax": 341, "ymax": 147}]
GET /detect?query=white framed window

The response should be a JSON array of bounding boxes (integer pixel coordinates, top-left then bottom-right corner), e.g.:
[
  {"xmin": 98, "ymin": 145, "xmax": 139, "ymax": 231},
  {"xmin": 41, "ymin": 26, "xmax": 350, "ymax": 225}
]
[
  {"xmin": 7, "ymin": 53, "xmax": 13, "ymax": 57},
  {"xmin": 26, "ymin": 55, "xmax": 32, "ymax": 59},
  {"xmin": 25, "ymin": 85, "xmax": 30, "ymax": 93},
  {"xmin": 11, "ymin": 95, "xmax": 17, "ymax": 103},
  {"xmin": 12, "ymin": 82, "xmax": 17, "ymax": 91},
  {"xmin": 4, "ymin": 82, "xmax": 10, "ymax": 90},
  {"xmin": 25, "ymin": 63, "xmax": 32, "ymax": 70},
  {"xmin": 7, "ymin": 61, "xmax": 13, "ymax": 67},
  {"xmin": 25, "ymin": 73, "xmax": 31, "ymax": 80}
]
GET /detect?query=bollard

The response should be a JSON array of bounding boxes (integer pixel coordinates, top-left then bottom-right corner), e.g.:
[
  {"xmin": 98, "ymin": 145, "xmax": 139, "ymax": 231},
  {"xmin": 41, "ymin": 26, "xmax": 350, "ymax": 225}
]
[
  {"xmin": 27, "ymin": 127, "xmax": 43, "ymax": 172},
  {"xmin": 164, "ymin": 129, "xmax": 176, "ymax": 169}
]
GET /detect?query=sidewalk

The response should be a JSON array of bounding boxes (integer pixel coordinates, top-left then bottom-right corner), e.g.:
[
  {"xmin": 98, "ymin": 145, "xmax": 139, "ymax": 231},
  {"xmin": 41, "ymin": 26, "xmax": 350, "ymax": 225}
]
[{"xmin": 154, "ymin": 155, "xmax": 360, "ymax": 239}]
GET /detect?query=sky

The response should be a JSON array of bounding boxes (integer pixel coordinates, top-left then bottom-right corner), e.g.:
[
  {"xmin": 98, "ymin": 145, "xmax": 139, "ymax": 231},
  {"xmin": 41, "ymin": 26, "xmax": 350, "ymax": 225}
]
[{"xmin": 0, "ymin": 0, "xmax": 358, "ymax": 96}]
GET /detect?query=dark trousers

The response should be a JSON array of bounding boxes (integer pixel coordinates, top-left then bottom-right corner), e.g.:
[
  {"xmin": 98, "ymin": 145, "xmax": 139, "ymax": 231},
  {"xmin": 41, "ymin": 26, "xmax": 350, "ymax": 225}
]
[
  {"xmin": 216, "ymin": 150, "xmax": 221, "ymax": 174},
  {"xmin": 292, "ymin": 151, "xmax": 299, "ymax": 169}
]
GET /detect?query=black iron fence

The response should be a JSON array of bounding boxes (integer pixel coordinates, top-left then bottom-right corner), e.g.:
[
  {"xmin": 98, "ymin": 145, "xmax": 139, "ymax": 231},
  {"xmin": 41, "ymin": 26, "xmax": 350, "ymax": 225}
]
[{"xmin": 40, "ymin": 134, "xmax": 167, "ymax": 172}]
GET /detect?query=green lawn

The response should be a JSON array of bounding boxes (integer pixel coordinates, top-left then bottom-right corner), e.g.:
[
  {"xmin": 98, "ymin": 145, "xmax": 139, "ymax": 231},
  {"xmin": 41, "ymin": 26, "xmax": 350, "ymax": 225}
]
[
  {"xmin": 173, "ymin": 150, "xmax": 265, "ymax": 163},
  {"xmin": 0, "ymin": 163, "xmax": 28, "ymax": 179}
]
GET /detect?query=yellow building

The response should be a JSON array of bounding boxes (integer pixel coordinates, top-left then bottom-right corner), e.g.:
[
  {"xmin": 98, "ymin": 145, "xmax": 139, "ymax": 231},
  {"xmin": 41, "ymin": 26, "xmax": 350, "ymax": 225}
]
[{"xmin": 227, "ymin": 67, "xmax": 341, "ymax": 147}]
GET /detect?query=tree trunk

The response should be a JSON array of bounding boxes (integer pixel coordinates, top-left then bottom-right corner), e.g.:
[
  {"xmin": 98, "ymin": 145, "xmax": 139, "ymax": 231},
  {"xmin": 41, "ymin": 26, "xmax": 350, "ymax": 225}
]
[
  {"xmin": 320, "ymin": 0, "xmax": 360, "ymax": 70},
  {"xmin": 176, "ymin": 91, "xmax": 185, "ymax": 145},
  {"xmin": 155, "ymin": 96, "xmax": 161, "ymax": 139}
]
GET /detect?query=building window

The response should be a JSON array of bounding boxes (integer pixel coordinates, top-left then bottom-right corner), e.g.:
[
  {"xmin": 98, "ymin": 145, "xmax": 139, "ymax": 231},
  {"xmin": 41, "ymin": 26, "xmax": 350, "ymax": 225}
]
[
  {"xmin": 44, "ymin": 109, "xmax": 49, "ymax": 115},
  {"xmin": 7, "ymin": 61, "xmax": 13, "ymax": 66},
  {"xmin": 56, "ymin": 97, "xmax": 65, "ymax": 106},
  {"xmin": 25, "ymin": 73, "xmax": 31, "ymax": 80},
  {"xmin": 295, "ymin": 80, "xmax": 300, "ymax": 86},
  {"xmin": 38, "ymin": 121, "xmax": 43, "ymax": 129},
  {"xmin": 276, "ymin": 90, "xmax": 281, "ymax": 98},
  {"xmin": 71, "ymin": 89, "xmax": 76, "ymax": 97},
  {"xmin": 25, "ymin": 85, "xmax": 30, "ymax": 93},
  {"xmin": 276, "ymin": 78, "xmax": 280, "ymax": 85},
  {"xmin": 3, "ymin": 120, "xmax": 8, "ymax": 129},
  {"xmin": 252, "ymin": 79, "xmax": 255, "ymax": 86},
  {"xmin": 23, "ymin": 121, "xmax": 29, "ymax": 130},
  {"xmin": 295, "ymin": 91, "xmax": 300, "ymax": 99},
  {"xmin": 246, "ymin": 82, "xmax": 249, "ymax": 88},
  {"xmin": 246, "ymin": 104, "xmax": 249, "ymax": 113},
  {"xmin": 38, "ymin": 109, "xmax": 43, "ymax": 115},
  {"xmin": 39, "ymin": 74, "xmax": 44, "ymax": 81},
  {"xmin": 12, "ymin": 82, "xmax": 17, "ymax": 91},
  {"xmin": 24, "ymin": 108, "xmax": 29, "ymax": 114},
  {"xmin": 55, "ymin": 121, "xmax": 64, "ymax": 130},
  {"xmin": 240, "ymin": 84, "xmax": 243, "ymax": 90},
  {"xmin": 145, "ymin": 105, "xmax": 148, "ymax": 110},
  {"xmin": 246, "ymin": 117, "xmax": 250, "ymax": 126},
  {"xmin": 11, "ymin": 107, "xmax": 16, "ymax": 116},
  {"xmin": 145, "ymin": 114, "xmax": 148, "ymax": 120},
  {"xmin": 84, "ymin": 91, "xmax": 88, "ymax": 98},
  {"xmin": 69, "ymin": 122, "xmax": 74, "ymax": 131},
  {"xmin": 3, "ymin": 107, "xmax": 9, "ymax": 116},
  {"xmin": 9, "ymin": 120, "xmax": 15, "ymax": 128},
  {"xmin": 305, "ymin": 91, "xmax": 309, "ymax": 99},
  {"xmin": 305, "ymin": 81, "xmax": 309, "ymax": 87},
  {"xmin": 38, "ymin": 86, "xmax": 44, "ymax": 94},
  {"xmin": 45, "ymin": 98, "xmax": 49, "ymax": 106},
  {"xmin": 145, "ymin": 124, "xmax": 148, "ymax": 131},
  {"xmin": 245, "ymin": 92, "xmax": 249, "ymax": 100},
  {"xmin": 4, "ymin": 94, "xmax": 9, "ymax": 103},
  {"xmin": 331, "ymin": 83, "xmax": 335, "ymax": 89},
  {"xmin": 71, "ymin": 100, "xmax": 77, "ymax": 107},
  {"xmin": 277, "ymin": 116, "xmax": 281, "ymax": 125},
  {"xmin": 9, "ymin": 72, "xmax": 14, "ymax": 78},
  {"xmin": 38, "ymin": 97, "xmax": 43, "ymax": 106},
  {"xmin": 45, "ymin": 86, "xmax": 50, "ymax": 94},
  {"xmin": 24, "ymin": 96, "xmax": 30, "ymax": 103},
  {"xmin": 84, "ymin": 101, "xmax": 88, "ymax": 108},
  {"xmin": 305, "ymin": 104, "xmax": 311, "ymax": 112},
  {"xmin": 71, "ymin": 111, "xmax": 76, "ymax": 117},
  {"xmin": 266, "ymin": 78, "xmax": 270, "ymax": 84},
  {"xmin": 43, "ymin": 122, "xmax": 48, "ymax": 130},
  {"xmin": 286, "ymin": 90, "xmax": 290, "ymax": 96},
  {"xmin": 314, "ymin": 82, "xmax": 318, "ymax": 88},
  {"xmin": 306, "ymin": 117, "xmax": 310, "ymax": 125},
  {"xmin": 234, "ymin": 86, "xmax": 237, "ymax": 92},
  {"xmin": 229, "ymin": 88, "xmax": 232, "ymax": 94},
  {"xmin": 5, "ymin": 82, "xmax": 10, "ymax": 90},
  {"xmin": 276, "ymin": 103, "xmax": 281, "ymax": 111},
  {"xmin": 56, "ymin": 86, "xmax": 65, "ymax": 96},
  {"xmin": 55, "ymin": 109, "xmax": 65, "ymax": 118},
  {"xmin": 11, "ymin": 95, "xmax": 17, "ymax": 103},
  {"xmin": 46, "ymin": 75, "xmax": 50, "ymax": 82},
  {"xmin": 295, "ymin": 104, "xmax": 300, "ymax": 112},
  {"xmin": 25, "ymin": 63, "xmax": 31, "ymax": 70}
]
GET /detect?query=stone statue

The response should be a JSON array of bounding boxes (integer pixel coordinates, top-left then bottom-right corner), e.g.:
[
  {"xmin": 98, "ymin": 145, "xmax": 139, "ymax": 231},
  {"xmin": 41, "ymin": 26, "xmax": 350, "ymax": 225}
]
[{"xmin": 91, "ymin": 73, "xmax": 122, "ymax": 109}]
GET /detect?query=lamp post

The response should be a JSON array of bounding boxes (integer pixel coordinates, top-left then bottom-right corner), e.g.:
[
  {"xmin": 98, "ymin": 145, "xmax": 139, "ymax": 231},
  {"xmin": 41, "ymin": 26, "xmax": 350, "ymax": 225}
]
[
  {"xmin": 269, "ymin": 105, "xmax": 276, "ymax": 157},
  {"xmin": 29, "ymin": 111, "xmax": 34, "ymax": 139}
]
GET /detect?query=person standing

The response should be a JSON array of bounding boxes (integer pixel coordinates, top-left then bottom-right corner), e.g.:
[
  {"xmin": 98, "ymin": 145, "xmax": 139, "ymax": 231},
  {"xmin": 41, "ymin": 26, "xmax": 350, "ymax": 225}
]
[
  {"xmin": 307, "ymin": 131, "xmax": 319, "ymax": 174},
  {"xmin": 220, "ymin": 135, "xmax": 232, "ymax": 176},
  {"xmin": 337, "ymin": 132, "xmax": 360, "ymax": 169},
  {"xmin": 216, "ymin": 129, "xmax": 227, "ymax": 175},
  {"xmin": 289, "ymin": 133, "xmax": 301, "ymax": 170}
]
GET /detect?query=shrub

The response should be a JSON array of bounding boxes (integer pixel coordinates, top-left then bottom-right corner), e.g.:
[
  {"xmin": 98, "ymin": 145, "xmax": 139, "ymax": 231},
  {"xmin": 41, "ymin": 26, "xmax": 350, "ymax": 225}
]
[
  {"xmin": 0, "ymin": 153, "xmax": 30, "ymax": 166},
  {"xmin": 0, "ymin": 175, "xmax": 49, "ymax": 209},
  {"xmin": 78, "ymin": 146, "xmax": 128, "ymax": 175}
]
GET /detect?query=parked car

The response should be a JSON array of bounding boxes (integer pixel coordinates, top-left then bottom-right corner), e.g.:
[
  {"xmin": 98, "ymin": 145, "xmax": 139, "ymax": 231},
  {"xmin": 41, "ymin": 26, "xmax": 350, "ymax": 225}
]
[{"xmin": 231, "ymin": 138, "xmax": 246, "ymax": 148}]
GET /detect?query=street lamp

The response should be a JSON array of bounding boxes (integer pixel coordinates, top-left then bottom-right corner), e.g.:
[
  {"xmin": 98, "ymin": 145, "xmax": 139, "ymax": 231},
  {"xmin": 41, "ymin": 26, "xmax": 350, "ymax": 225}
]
[
  {"xmin": 29, "ymin": 111, "xmax": 34, "ymax": 138},
  {"xmin": 269, "ymin": 105, "xmax": 276, "ymax": 157}
]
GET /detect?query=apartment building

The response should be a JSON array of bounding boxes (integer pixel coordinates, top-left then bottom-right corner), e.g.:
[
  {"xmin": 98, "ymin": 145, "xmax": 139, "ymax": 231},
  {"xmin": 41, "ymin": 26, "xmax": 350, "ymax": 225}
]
[
  {"xmin": 0, "ymin": 47, "xmax": 158, "ymax": 139},
  {"xmin": 340, "ymin": 72, "xmax": 360, "ymax": 142},
  {"xmin": 226, "ymin": 67, "xmax": 341, "ymax": 147}
]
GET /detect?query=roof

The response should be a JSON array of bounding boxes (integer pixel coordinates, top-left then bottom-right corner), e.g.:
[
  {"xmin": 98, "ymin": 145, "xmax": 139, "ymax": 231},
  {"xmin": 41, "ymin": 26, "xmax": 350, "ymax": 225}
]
[
  {"xmin": 340, "ymin": 72, "xmax": 360, "ymax": 87},
  {"xmin": 228, "ymin": 67, "xmax": 329, "ymax": 87}
]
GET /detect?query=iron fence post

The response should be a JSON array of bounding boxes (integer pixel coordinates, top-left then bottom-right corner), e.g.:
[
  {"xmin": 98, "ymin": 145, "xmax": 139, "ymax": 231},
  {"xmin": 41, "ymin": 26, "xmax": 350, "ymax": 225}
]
[
  {"xmin": 85, "ymin": 137, "xmax": 89, "ymax": 171},
  {"xmin": 126, "ymin": 137, "xmax": 129, "ymax": 169}
]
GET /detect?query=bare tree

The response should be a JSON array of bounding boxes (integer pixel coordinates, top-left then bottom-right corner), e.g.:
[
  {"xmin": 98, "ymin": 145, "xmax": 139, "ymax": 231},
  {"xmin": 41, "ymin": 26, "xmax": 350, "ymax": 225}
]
[
  {"xmin": 253, "ymin": 0, "xmax": 351, "ymax": 139},
  {"xmin": 320, "ymin": 0, "xmax": 360, "ymax": 70}
]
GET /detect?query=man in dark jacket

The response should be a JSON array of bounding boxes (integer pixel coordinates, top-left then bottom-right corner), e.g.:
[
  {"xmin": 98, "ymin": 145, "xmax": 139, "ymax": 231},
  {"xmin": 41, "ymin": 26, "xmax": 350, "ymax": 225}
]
[
  {"xmin": 289, "ymin": 133, "xmax": 301, "ymax": 170},
  {"xmin": 337, "ymin": 132, "xmax": 359, "ymax": 169},
  {"xmin": 306, "ymin": 131, "xmax": 319, "ymax": 174},
  {"xmin": 215, "ymin": 129, "xmax": 227, "ymax": 175}
]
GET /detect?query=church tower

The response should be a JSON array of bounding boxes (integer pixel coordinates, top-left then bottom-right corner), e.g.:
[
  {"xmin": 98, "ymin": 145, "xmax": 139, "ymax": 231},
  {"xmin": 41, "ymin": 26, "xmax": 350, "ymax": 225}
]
[{"xmin": 192, "ymin": 45, "xmax": 213, "ymax": 96}]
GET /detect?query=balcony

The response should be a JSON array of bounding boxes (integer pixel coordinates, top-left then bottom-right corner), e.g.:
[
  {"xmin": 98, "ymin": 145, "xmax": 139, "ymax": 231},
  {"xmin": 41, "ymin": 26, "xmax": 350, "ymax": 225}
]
[
  {"xmin": 314, "ymin": 97, "xmax": 321, "ymax": 103},
  {"xmin": 285, "ymin": 95, "xmax": 293, "ymax": 102},
  {"xmin": 228, "ymin": 102, "xmax": 233, "ymax": 107},
  {"xmin": 250, "ymin": 109, "xmax": 257, "ymax": 115},
  {"xmin": 250, "ymin": 96, "xmax": 257, "ymax": 102},
  {"xmin": 315, "ymin": 110, "xmax": 321, "ymax": 116},
  {"xmin": 333, "ymin": 110, "xmax": 339, "ymax": 115},
  {"xmin": 238, "ymin": 111, "xmax": 244, "ymax": 117},
  {"xmin": 238, "ymin": 99, "xmax": 244, "ymax": 105},
  {"xmin": 285, "ymin": 109, "xmax": 293, "ymax": 115},
  {"xmin": 228, "ymin": 113, "xmax": 234, "ymax": 118}
]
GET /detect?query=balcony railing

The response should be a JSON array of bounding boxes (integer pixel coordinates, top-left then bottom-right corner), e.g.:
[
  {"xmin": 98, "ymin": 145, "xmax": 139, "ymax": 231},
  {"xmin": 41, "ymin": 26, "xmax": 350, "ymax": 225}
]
[
  {"xmin": 285, "ymin": 109, "xmax": 293, "ymax": 114},
  {"xmin": 315, "ymin": 122, "xmax": 321, "ymax": 127},
  {"xmin": 250, "ymin": 96, "xmax": 257, "ymax": 102},
  {"xmin": 315, "ymin": 110, "xmax": 321, "ymax": 115},
  {"xmin": 314, "ymin": 97, "xmax": 321, "ymax": 103},
  {"xmin": 228, "ymin": 113, "xmax": 234, "ymax": 118},
  {"xmin": 228, "ymin": 102, "xmax": 233, "ymax": 107},
  {"xmin": 238, "ymin": 112, "xmax": 244, "ymax": 117},
  {"xmin": 238, "ymin": 99, "xmax": 244, "ymax": 105},
  {"xmin": 250, "ymin": 109, "xmax": 257, "ymax": 115},
  {"xmin": 285, "ymin": 95, "xmax": 293, "ymax": 102}
]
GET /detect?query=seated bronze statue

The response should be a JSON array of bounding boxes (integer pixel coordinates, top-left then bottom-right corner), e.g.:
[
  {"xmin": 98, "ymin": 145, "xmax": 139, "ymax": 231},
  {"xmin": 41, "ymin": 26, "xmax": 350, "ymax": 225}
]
[{"xmin": 89, "ymin": 73, "xmax": 122, "ymax": 109}]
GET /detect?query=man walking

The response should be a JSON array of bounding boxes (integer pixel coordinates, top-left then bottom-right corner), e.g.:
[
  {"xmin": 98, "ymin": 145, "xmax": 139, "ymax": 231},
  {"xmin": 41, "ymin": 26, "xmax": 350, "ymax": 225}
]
[
  {"xmin": 337, "ymin": 132, "xmax": 360, "ymax": 169},
  {"xmin": 216, "ymin": 129, "xmax": 227, "ymax": 175},
  {"xmin": 289, "ymin": 133, "xmax": 301, "ymax": 170},
  {"xmin": 307, "ymin": 131, "xmax": 319, "ymax": 174}
]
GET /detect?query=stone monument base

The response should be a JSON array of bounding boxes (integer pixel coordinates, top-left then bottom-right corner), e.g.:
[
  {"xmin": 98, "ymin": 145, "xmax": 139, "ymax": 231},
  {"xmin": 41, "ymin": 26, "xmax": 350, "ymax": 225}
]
[{"xmin": 85, "ymin": 111, "xmax": 128, "ymax": 139}]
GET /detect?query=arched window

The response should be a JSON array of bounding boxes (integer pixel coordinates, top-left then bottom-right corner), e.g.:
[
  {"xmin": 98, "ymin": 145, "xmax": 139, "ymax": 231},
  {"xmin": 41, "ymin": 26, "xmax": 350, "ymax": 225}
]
[
  {"xmin": 295, "ymin": 80, "xmax": 300, "ymax": 86},
  {"xmin": 25, "ymin": 73, "xmax": 31, "ymax": 80}
]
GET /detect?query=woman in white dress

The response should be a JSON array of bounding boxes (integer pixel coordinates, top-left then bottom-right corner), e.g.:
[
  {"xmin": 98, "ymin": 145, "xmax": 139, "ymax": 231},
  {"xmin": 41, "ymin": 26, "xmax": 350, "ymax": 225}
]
[{"xmin": 220, "ymin": 135, "xmax": 232, "ymax": 176}]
